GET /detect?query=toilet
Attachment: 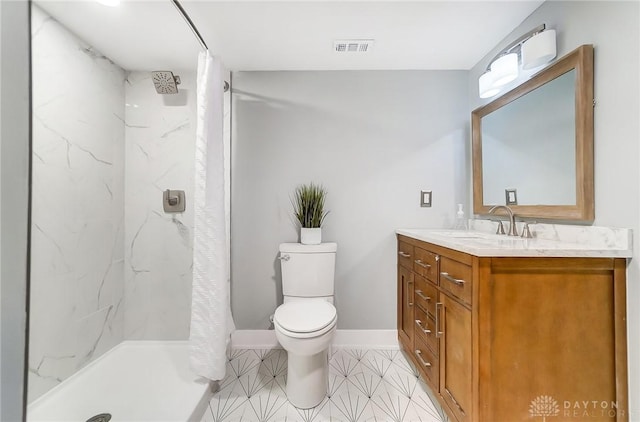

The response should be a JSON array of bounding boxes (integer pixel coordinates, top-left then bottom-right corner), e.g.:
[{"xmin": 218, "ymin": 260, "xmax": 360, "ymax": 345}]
[{"xmin": 273, "ymin": 242, "xmax": 338, "ymax": 409}]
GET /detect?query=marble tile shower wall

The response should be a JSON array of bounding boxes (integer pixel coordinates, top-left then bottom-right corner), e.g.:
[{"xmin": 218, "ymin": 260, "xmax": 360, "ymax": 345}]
[
  {"xmin": 29, "ymin": 5, "xmax": 126, "ymax": 402},
  {"xmin": 30, "ymin": 5, "xmax": 231, "ymax": 401},
  {"xmin": 123, "ymin": 72, "xmax": 197, "ymax": 340},
  {"xmin": 123, "ymin": 70, "xmax": 231, "ymax": 340}
]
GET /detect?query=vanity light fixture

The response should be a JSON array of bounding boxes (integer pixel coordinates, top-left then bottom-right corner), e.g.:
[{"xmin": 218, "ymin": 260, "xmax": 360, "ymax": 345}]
[
  {"xmin": 490, "ymin": 53, "xmax": 519, "ymax": 86},
  {"xmin": 478, "ymin": 72, "xmax": 500, "ymax": 99},
  {"xmin": 478, "ymin": 24, "xmax": 557, "ymax": 99},
  {"xmin": 522, "ymin": 29, "xmax": 557, "ymax": 69}
]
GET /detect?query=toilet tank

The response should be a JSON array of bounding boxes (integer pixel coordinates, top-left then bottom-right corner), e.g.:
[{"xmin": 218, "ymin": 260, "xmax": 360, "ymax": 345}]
[{"xmin": 279, "ymin": 242, "xmax": 337, "ymax": 298}]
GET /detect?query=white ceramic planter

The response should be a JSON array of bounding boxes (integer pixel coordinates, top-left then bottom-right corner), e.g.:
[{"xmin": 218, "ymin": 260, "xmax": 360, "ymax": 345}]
[{"xmin": 300, "ymin": 228, "xmax": 322, "ymax": 245}]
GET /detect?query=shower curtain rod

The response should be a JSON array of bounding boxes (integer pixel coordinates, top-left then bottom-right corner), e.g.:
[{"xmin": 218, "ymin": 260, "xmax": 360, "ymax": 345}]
[
  {"xmin": 172, "ymin": 0, "xmax": 207, "ymax": 50},
  {"xmin": 172, "ymin": 0, "xmax": 230, "ymax": 92}
]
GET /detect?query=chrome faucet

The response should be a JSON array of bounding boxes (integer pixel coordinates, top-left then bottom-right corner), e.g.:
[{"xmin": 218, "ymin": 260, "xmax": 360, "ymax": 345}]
[{"xmin": 488, "ymin": 205, "xmax": 518, "ymax": 236}]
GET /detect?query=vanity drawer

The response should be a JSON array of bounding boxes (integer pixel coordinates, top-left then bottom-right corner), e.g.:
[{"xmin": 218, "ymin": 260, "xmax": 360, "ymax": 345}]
[
  {"xmin": 414, "ymin": 305, "xmax": 438, "ymax": 356},
  {"xmin": 414, "ymin": 247, "xmax": 438, "ymax": 282},
  {"xmin": 414, "ymin": 274, "xmax": 438, "ymax": 318},
  {"xmin": 397, "ymin": 241, "xmax": 414, "ymax": 270},
  {"xmin": 414, "ymin": 335, "xmax": 439, "ymax": 388},
  {"xmin": 440, "ymin": 256, "xmax": 472, "ymax": 305}
]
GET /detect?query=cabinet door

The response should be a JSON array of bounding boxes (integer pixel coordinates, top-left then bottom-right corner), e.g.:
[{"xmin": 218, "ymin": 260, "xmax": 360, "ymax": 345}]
[
  {"xmin": 397, "ymin": 265, "xmax": 414, "ymax": 349},
  {"xmin": 439, "ymin": 294, "xmax": 472, "ymax": 422},
  {"xmin": 481, "ymin": 258, "xmax": 622, "ymax": 421}
]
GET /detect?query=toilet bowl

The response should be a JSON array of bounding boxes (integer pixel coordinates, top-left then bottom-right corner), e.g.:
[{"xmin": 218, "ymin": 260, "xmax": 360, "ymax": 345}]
[{"xmin": 274, "ymin": 300, "xmax": 337, "ymax": 409}]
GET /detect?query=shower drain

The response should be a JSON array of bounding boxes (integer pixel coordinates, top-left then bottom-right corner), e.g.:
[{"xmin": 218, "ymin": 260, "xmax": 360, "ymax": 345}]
[{"xmin": 86, "ymin": 414, "xmax": 111, "ymax": 422}]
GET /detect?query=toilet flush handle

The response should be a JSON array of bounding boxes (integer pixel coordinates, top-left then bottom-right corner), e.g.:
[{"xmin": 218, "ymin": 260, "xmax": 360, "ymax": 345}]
[{"xmin": 278, "ymin": 254, "xmax": 290, "ymax": 261}]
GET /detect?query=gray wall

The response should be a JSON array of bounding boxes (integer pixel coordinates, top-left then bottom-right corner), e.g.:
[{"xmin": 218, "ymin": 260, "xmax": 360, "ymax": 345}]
[
  {"xmin": 231, "ymin": 71, "xmax": 468, "ymax": 329},
  {"xmin": 468, "ymin": 2, "xmax": 640, "ymax": 419},
  {"xmin": 1, "ymin": 0, "xmax": 30, "ymax": 420}
]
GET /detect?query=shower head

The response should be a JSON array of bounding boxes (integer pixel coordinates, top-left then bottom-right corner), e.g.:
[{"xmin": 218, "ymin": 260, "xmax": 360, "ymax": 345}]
[{"xmin": 151, "ymin": 71, "xmax": 181, "ymax": 94}]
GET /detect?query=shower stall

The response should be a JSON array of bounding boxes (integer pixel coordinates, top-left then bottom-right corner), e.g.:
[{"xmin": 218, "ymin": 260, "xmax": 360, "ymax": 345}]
[{"xmin": 26, "ymin": 2, "xmax": 231, "ymax": 420}]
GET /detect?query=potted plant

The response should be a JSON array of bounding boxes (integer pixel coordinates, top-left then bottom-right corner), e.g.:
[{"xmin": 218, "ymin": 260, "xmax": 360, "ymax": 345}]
[{"xmin": 292, "ymin": 183, "xmax": 329, "ymax": 245}]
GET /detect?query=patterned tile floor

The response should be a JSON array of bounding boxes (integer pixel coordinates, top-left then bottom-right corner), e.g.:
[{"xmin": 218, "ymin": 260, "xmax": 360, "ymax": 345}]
[{"xmin": 200, "ymin": 348, "xmax": 448, "ymax": 422}]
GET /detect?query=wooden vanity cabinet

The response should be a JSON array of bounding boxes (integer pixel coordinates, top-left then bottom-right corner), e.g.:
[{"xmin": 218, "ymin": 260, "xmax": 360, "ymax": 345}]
[{"xmin": 397, "ymin": 234, "xmax": 628, "ymax": 422}]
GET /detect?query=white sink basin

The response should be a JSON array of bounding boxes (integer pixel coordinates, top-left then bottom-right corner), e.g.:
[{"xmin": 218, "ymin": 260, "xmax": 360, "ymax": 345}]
[
  {"xmin": 413, "ymin": 229, "xmax": 527, "ymax": 242},
  {"xmin": 426, "ymin": 230, "xmax": 487, "ymax": 238}
]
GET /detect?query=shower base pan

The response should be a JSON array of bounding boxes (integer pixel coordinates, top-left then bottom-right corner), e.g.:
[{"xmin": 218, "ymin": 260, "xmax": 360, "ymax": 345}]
[{"xmin": 27, "ymin": 341, "xmax": 213, "ymax": 422}]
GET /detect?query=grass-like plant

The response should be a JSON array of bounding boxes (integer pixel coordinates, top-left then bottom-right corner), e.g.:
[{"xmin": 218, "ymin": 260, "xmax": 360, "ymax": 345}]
[{"xmin": 292, "ymin": 183, "xmax": 329, "ymax": 228}]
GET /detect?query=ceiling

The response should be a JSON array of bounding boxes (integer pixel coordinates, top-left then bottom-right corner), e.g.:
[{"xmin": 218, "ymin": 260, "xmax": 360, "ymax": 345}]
[{"xmin": 36, "ymin": 0, "xmax": 545, "ymax": 72}]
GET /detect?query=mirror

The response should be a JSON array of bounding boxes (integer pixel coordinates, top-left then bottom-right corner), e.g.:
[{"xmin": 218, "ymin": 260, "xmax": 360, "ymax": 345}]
[{"xmin": 472, "ymin": 44, "xmax": 594, "ymax": 220}]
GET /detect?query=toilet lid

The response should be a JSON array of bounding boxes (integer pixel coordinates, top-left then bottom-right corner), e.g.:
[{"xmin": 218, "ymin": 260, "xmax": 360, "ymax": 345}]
[{"xmin": 274, "ymin": 301, "xmax": 337, "ymax": 333}]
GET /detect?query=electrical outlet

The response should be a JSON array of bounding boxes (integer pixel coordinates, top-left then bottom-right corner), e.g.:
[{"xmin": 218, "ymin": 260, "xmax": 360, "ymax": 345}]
[
  {"xmin": 420, "ymin": 190, "xmax": 432, "ymax": 207},
  {"xmin": 505, "ymin": 188, "xmax": 518, "ymax": 205}
]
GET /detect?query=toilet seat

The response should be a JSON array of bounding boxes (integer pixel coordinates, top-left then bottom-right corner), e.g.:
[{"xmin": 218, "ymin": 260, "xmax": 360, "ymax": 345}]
[
  {"xmin": 274, "ymin": 301, "xmax": 337, "ymax": 338},
  {"xmin": 275, "ymin": 317, "xmax": 336, "ymax": 339}
]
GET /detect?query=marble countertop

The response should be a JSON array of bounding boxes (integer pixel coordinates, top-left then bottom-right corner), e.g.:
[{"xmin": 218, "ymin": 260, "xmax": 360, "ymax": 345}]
[{"xmin": 397, "ymin": 221, "xmax": 633, "ymax": 258}]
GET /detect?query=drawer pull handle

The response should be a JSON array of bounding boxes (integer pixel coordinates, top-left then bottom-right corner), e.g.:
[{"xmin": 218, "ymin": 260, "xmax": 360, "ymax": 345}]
[
  {"xmin": 415, "ymin": 290, "xmax": 430, "ymax": 301},
  {"xmin": 415, "ymin": 319, "xmax": 431, "ymax": 334},
  {"xmin": 441, "ymin": 272, "xmax": 465, "ymax": 286},
  {"xmin": 414, "ymin": 349, "xmax": 431, "ymax": 367},
  {"xmin": 414, "ymin": 259, "xmax": 431, "ymax": 269},
  {"xmin": 435, "ymin": 302, "xmax": 443, "ymax": 338},
  {"xmin": 398, "ymin": 251, "xmax": 411, "ymax": 258}
]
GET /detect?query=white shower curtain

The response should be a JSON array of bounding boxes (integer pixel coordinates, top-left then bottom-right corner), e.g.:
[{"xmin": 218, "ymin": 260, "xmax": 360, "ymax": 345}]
[{"xmin": 190, "ymin": 51, "xmax": 234, "ymax": 381}]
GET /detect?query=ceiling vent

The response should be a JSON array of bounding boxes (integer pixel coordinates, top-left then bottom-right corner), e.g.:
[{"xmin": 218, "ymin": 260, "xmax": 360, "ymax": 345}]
[{"xmin": 334, "ymin": 39, "xmax": 374, "ymax": 53}]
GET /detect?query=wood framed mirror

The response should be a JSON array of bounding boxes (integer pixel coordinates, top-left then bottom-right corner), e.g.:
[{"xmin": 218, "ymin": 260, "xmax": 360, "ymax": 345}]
[{"xmin": 472, "ymin": 44, "xmax": 594, "ymax": 221}]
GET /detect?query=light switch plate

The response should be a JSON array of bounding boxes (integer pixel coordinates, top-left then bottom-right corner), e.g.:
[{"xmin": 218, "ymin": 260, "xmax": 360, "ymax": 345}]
[
  {"xmin": 420, "ymin": 190, "xmax": 432, "ymax": 207},
  {"xmin": 505, "ymin": 188, "xmax": 518, "ymax": 206}
]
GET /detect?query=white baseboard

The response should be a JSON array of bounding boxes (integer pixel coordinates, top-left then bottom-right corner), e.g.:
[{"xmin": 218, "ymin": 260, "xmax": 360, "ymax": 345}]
[
  {"xmin": 333, "ymin": 330, "xmax": 399, "ymax": 349},
  {"xmin": 232, "ymin": 330, "xmax": 280, "ymax": 349},
  {"xmin": 231, "ymin": 329, "xmax": 399, "ymax": 350}
]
